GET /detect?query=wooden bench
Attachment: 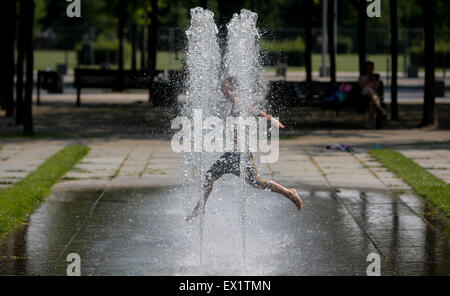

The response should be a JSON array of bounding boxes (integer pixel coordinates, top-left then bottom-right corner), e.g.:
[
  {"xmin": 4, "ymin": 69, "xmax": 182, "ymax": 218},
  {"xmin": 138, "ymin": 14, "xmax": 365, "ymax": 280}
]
[
  {"xmin": 73, "ymin": 68, "xmax": 176, "ymax": 106},
  {"xmin": 37, "ymin": 71, "xmax": 63, "ymax": 105},
  {"xmin": 266, "ymin": 78, "xmax": 385, "ymax": 128}
]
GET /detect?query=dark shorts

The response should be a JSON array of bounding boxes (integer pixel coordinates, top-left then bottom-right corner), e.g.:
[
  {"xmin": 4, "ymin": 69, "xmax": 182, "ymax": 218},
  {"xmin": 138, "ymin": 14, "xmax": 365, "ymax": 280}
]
[{"xmin": 206, "ymin": 152, "xmax": 264, "ymax": 188}]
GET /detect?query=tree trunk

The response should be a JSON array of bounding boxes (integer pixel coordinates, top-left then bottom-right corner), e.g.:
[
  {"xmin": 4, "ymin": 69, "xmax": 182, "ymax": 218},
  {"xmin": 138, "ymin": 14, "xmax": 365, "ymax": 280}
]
[
  {"xmin": 304, "ymin": 0, "xmax": 313, "ymax": 83},
  {"xmin": 118, "ymin": 0, "xmax": 125, "ymax": 89},
  {"xmin": 327, "ymin": 0, "xmax": 336, "ymax": 83},
  {"xmin": 0, "ymin": 0, "xmax": 16, "ymax": 117},
  {"xmin": 131, "ymin": 24, "xmax": 137, "ymax": 71},
  {"xmin": 357, "ymin": 0, "xmax": 366, "ymax": 76},
  {"xmin": 140, "ymin": 25, "xmax": 146, "ymax": 70},
  {"xmin": 23, "ymin": 0, "xmax": 34, "ymax": 135},
  {"xmin": 421, "ymin": 0, "xmax": 436, "ymax": 126},
  {"xmin": 147, "ymin": 0, "xmax": 159, "ymax": 73},
  {"xmin": 15, "ymin": 0, "xmax": 26, "ymax": 126},
  {"xmin": 390, "ymin": 0, "xmax": 399, "ymax": 120}
]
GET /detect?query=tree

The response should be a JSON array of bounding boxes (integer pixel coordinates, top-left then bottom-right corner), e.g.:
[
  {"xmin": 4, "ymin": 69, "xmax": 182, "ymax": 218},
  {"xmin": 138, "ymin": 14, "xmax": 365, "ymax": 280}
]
[
  {"xmin": 357, "ymin": 0, "xmax": 366, "ymax": 76},
  {"xmin": 0, "ymin": 0, "xmax": 16, "ymax": 117},
  {"xmin": 327, "ymin": 0, "xmax": 336, "ymax": 83},
  {"xmin": 147, "ymin": 0, "xmax": 159, "ymax": 73},
  {"xmin": 304, "ymin": 0, "xmax": 313, "ymax": 83},
  {"xmin": 421, "ymin": 0, "xmax": 436, "ymax": 126},
  {"xmin": 16, "ymin": 0, "xmax": 26, "ymax": 126},
  {"xmin": 23, "ymin": 0, "xmax": 35, "ymax": 135},
  {"xmin": 140, "ymin": 25, "xmax": 146, "ymax": 69},
  {"xmin": 118, "ymin": 0, "xmax": 125, "ymax": 89},
  {"xmin": 390, "ymin": 0, "xmax": 399, "ymax": 120}
]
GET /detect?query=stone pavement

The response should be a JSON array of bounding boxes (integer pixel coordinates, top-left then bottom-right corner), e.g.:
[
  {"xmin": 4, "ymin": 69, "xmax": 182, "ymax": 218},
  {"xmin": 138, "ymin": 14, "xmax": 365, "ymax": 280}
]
[
  {"xmin": 0, "ymin": 141, "xmax": 65, "ymax": 189},
  {"xmin": 0, "ymin": 138, "xmax": 449, "ymax": 275},
  {"xmin": 4, "ymin": 185, "xmax": 449, "ymax": 275},
  {"xmin": 54, "ymin": 139, "xmax": 413, "ymax": 191},
  {"xmin": 399, "ymin": 148, "xmax": 450, "ymax": 184},
  {"xmin": 269, "ymin": 148, "xmax": 410, "ymax": 191},
  {"xmin": 1, "ymin": 136, "xmax": 449, "ymax": 191}
]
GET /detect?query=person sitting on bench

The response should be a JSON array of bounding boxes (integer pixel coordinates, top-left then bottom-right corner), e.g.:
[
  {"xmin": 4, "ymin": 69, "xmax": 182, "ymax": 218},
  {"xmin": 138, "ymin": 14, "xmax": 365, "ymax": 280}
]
[{"xmin": 358, "ymin": 61, "xmax": 387, "ymax": 128}]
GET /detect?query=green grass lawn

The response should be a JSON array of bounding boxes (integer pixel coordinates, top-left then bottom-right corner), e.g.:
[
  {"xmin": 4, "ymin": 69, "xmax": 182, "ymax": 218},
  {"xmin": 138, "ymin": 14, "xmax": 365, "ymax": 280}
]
[
  {"xmin": 35, "ymin": 50, "xmax": 449, "ymax": 74},
  {"xmin": 266, "ymin": 54, "xmax": 408, "ymax": 73},
  {"xmin": 34, "ymin": 50, "xmax": 78, "ymax": 71},
  {"xmin": 0, "ymin": 144, "xmax": 90, "ymax": 236},
  {"xmin": 369, "ymin": 148, "xmax": 450, "ymax": 217},
  {"xmin": 34, "ymin": 50, "xmax": 185, "ymax": 71},
  {"xmin": 34, "ymin": 50, "xmax": 412, "ymax": 72}
]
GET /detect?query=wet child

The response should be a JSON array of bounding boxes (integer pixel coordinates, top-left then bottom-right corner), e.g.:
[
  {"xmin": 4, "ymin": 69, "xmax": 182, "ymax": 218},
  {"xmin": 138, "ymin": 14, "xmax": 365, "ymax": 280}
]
[{"xmin": 186, "ymin": 78, "xmax": 302, "ymax": 221}]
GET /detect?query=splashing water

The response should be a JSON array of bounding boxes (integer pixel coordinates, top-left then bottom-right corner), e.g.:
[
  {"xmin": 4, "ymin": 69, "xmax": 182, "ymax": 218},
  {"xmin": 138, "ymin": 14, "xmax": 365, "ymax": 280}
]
[
  {"xmin": 182, "ymin": 7, "xmax": 265, "ymax": 275},
  {"xmin": 183, "ymin": 7, "xmax": 222, "ymax": 273},
  {"xmin": 224, "ymin": 9, "xmax": 265, "ymax": 272},
  {"xmin": 184, "ymin": 8, "xmax": 222, "ymax": 117},
  {"xmin": 225, "ymin": 9, "xmax": 265, "ymax": 115}
]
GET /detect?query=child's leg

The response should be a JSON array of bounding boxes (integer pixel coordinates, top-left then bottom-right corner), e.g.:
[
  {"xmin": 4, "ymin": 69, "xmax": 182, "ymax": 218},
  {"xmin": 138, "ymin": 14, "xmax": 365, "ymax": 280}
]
[
  {"xmin": 186, "ymin": 175, "xmax": 216, "ymax": 221},
  {"xmin": 186, "ymin": 153, "xmax": 237, "ymax": 221},
  {"xmin": 245, "ymin": 153, "xmax": 302, "ymax": 211},
  {"xmin": 253, "ymin": 179, "xmax": 302, "ymax": 211}
]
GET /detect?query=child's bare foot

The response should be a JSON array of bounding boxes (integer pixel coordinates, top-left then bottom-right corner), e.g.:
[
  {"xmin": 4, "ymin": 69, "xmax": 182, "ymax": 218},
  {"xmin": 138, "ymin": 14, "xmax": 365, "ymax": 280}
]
[{"xmin": 288, "ymin": 189, "xmax": 302, "ymax": 211}]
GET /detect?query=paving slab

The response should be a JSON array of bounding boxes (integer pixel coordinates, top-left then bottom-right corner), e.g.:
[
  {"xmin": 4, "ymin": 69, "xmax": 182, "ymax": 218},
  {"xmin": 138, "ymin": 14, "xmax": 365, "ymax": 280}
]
[
  {"xmin": 0, "ymin": 183, "xmax": 448, "ymax": 276},
  {"xmin": 0, "ymin": 142, "xmax": 64, "ymax": 188},
  {"xmin": 0, "ymin": 139, "xmax": 448, "ymax": 275},
  {"xmin": 399, "ymin": 148, "xmax": 450, "ymax": 184}
]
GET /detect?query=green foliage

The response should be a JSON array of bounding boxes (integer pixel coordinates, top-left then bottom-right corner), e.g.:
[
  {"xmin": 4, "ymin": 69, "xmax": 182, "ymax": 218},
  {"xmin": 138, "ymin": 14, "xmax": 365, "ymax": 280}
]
[
  {"xmin": 369, "ymin": 149, "xmax": 450, "ymax": 217},
  {"xmin": 336, "ymin": 36, "xmax": 353, "ymax": 54},
  {"xmin": 75, "ymin": 34, "xmax": 130, "ymax": 51},
  {"xmin": 0, "ymin": 145, "xmax": 90, "ymax": 236},
  {"xmin": 261, "ymin": 37, "xmax": 305, "ymax": 52},
  {"xmin": 409, "ymin": 41, "xmax": 450, "ymax": 67},
  {"xmin": 74, "ymin": 34, "xmax": 132, "ymax": 65},
  {"xmin": 260, "ymin": 38, "xmax": 305, "ymax": 66},
  {"xmin": 40, "ymin": 0, "xmax": 119, "ymax": 49}
]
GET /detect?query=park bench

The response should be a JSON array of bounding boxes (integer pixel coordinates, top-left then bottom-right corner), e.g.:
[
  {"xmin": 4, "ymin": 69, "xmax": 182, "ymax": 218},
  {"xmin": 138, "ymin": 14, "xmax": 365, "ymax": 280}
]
[
  {"xmin": 37, "ymin": 70, "xmax": 64, "ymax": 105},
  {"xmin": 266, "ymin": 78, "xmax": 385, "ymax": 128},
  {"xmin": 73, "ymin": 68, "xmax": 176, "ymax": 107}
]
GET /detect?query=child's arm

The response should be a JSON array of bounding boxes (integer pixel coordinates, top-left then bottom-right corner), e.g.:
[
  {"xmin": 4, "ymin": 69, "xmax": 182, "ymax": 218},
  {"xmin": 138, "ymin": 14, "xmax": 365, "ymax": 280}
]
[
  {"xmin": 254, "ymin": 109, "xmax": 285, "ymax": 129},
  {"xmin": 222, "ymin": 81, "xmax": 285, "ymax": 128},
  {"xmin": 231, "ymin": 97, "xmax": 285, "ymax": 129}
]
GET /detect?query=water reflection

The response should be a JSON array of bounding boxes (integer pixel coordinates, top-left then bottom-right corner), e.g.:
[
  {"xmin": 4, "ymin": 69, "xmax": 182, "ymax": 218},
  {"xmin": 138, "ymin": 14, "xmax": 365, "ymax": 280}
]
[
  {"xmin": 0, "ymin": 186, "xmax": 448, "ymax": 275},
  {"xmin": 337, "ymin": 189, "xmax": 450, "ymax": 275}
]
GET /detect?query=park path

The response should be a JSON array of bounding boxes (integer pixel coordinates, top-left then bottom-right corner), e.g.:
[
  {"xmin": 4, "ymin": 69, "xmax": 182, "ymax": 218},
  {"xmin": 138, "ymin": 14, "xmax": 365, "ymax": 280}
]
[
  {"xmin": 399, "ymin": 149, "xmax": 450, "ymax": 184},
  {"xmin": 0, "ymin": 138, "xmax": 449, "ymax": 275},
  {"xmin": 0, "ymin": 141, "xmax": 65, "ymax": 190},
  {"xmin": 1, "ymin": 135, "xmax": 450, "ymax": 193},
  {"xmin": 56, "ymin": 140, "xmax": 411, "ymax": 191},
  {"xmin": 1, "ymin": 138, "xmax": 450, "ymax": 190}
]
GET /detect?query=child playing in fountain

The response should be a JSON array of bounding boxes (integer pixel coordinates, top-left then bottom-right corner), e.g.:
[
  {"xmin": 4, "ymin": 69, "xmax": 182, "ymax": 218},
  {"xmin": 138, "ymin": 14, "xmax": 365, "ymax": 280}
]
[{"xmin": 186, "ymin": 78, "xmax": 302, "ymax": 221}]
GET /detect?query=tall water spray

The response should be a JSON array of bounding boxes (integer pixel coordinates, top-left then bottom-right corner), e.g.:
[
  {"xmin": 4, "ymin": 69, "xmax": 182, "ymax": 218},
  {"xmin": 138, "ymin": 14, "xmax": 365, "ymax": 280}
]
[
  {"xmin": 184, "ymin": 8, "xmax": 222, "ymax": 117},
  {"xmin": 183, "ymin": 7, "xmax": 222, "ymax": 273},
  {"xmin": 224, "ymin": 9, "xmax": 264, "ymax": 114},
  {"xmin": 182, "ymin": 7, "xmax": 265, "ymax": 274},
  {"xmin": 224, "ymin": 9, "xmax": 265, "ymax": 270}
]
